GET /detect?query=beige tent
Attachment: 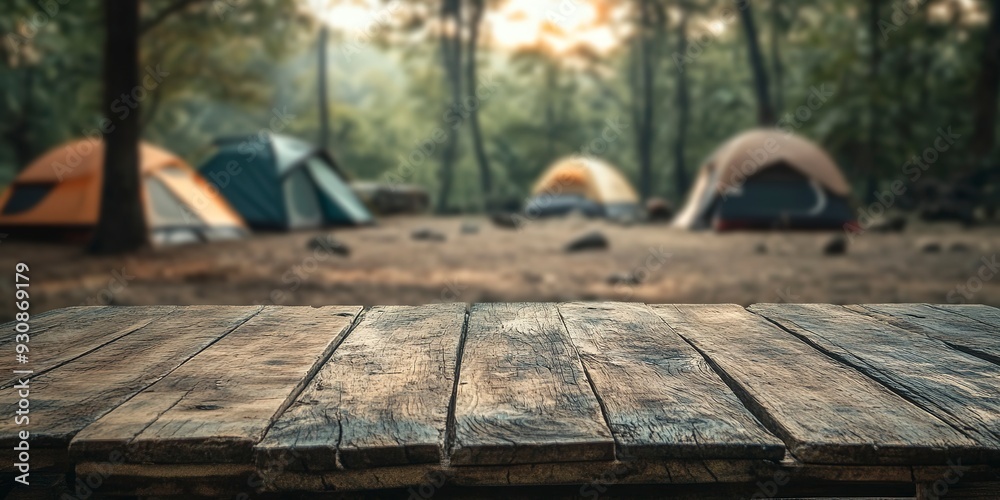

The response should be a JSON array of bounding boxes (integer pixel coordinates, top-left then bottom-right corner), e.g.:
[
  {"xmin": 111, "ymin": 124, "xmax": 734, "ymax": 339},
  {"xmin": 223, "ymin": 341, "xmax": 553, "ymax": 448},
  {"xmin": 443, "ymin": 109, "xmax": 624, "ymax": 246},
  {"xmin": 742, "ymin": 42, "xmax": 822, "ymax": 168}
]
[
  {"xmin": 533, "ymin": 157, "xmax": 639, "ymax": 203},
  {"xmin": 529, "ymin": 157, "xmax": 640, "ymax": 218},
  {"xmin": 673, "ymin": 129, "xmax": 853, "ymax": 229}
]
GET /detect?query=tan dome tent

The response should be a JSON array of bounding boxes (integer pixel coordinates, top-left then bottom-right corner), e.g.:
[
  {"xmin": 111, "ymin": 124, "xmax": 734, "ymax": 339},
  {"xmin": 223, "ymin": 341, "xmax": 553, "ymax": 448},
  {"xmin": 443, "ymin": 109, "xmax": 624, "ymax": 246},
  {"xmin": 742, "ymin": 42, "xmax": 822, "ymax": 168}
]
[
  {"xmin": 0, "ymin": 140, "xmax": 249, "ymax": 246},
  {"xmin": 526, "ymin": 156, "xmax": 640, "ymax": 218},
  {"xmin": 673, "ymin": 129, "xmax": 855, "ymax": 230}
]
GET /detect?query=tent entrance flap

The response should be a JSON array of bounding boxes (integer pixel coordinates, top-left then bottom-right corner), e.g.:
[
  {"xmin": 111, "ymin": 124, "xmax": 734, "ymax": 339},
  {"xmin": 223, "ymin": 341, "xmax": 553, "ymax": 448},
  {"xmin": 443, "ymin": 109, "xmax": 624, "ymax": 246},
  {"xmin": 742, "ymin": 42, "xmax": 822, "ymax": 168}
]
[
  {"xmin": 306, "ymin": 158, "xmax": 373, "ymax": 224},
  {"xmin": 199, "ymin": 134, "xmax": 373, "ymax": 229},
  {"xmin": 283, "ymin": 168, "xmax": 324, "ymax": 229}
]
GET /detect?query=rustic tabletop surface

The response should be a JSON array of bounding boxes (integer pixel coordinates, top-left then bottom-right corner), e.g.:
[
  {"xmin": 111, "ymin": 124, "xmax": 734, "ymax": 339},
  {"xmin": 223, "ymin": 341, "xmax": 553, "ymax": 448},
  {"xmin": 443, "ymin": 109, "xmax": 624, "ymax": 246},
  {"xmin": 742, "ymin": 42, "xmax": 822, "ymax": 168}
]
[{"xmin": 2, "ymin": 303, "xmax": 999, "ymax": 499}]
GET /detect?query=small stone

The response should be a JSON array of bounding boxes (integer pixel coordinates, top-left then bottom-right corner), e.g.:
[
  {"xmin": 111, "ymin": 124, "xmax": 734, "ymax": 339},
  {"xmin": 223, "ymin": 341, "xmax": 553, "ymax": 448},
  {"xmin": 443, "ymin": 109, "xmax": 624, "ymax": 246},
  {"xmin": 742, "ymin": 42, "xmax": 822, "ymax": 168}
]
[
  {"xmin": 411, "ymin": 228, "xmax": 446, "ymax": 242},
  {"xmin": 645, "ymin": 197, "xmax": 674, "ymax": 221},
  {"xmin": 754, "ymin": 242, "xmax": 768, "ymax": 254},
  {"xmin": 461, "ymin": 222, "xmax": 480, "ymax": 234},
  {"xmin": 490, "ymin": 212, "xmax": 522, "ymax": 229},
  {"xmin": 565, "ymin": 231, "xmax": 609, "ymax": 252},
  {"xmin": 822, "ymin": 235, "xmax": 847, "ymax": 255},
  {"xmin": 606, "ymin": 272, "xmax": 640, "ymax": 286},
  {"xmin": 920, "ymin": 240, "xmax": 942, "ymax": 253},
  {"xmin": 868, "ymin": 215, "xmax": 908, "ymax": 233},
  {"xmin": 307, "ymin": 234, "xmax": 350, "ymax": 256},
  {"xmin": 949, "ymin": 241, "xmax": 971, "ymax": 252}
]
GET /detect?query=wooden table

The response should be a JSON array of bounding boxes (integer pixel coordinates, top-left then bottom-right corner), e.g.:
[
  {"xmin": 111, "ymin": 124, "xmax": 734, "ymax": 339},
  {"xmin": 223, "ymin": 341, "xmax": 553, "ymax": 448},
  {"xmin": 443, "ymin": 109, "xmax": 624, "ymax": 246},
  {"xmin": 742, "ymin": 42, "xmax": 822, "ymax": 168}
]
[{"xmin": 2, "ymin": 303, "xmax": 999, "ymax": 499}]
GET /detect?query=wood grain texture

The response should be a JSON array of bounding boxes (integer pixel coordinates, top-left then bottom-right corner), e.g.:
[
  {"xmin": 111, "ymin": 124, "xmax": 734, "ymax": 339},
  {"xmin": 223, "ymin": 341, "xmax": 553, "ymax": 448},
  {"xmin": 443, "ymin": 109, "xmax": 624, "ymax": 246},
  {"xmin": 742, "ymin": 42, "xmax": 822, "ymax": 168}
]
[
  {"xmin": 255, "ymin": 304, "xmax": 467, "ymax": 471},
  {"xmin": 1, "ymin": 306, "xmax": 177, "ymax": 389},
  {"xmin": 0, "ymin": 306, "xmax": 262, "ymax": 457},
  {"xmin": 69, "ymin": 306, "xmax": 361, "ymax": 464},
  {"xmin": 651, "ymin": 304, "xmax": 977, "ymax": 465},
  {"xmin": 750, "ymin": 303, "xmax": 1000, "ymax": 457},
  {"xmin": 557, "ymin": 302, "xmax": 783, "ymax": 460},
  {"xmin": 931, "ymin": 304, "xmax": 1000, "ymax": 329},
  {"xmin": 848, "ymin": 303, "xmax": 1000, "ymax": 364},
  {"xmin": 450, "ymin": 303, "xmax": 614, "ymax": 466},
  {"xmin": 0, "ymin": 306, "xmax": 105, "ymax": 347}
]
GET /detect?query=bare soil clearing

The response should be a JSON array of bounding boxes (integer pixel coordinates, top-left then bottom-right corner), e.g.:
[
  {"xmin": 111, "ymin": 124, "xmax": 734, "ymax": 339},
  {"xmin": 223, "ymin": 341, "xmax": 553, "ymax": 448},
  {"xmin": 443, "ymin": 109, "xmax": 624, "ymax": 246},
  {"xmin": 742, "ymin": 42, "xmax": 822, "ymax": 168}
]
[{"xmin": 2, "ymin": 215, "xmax": 998, "ymax": 321}]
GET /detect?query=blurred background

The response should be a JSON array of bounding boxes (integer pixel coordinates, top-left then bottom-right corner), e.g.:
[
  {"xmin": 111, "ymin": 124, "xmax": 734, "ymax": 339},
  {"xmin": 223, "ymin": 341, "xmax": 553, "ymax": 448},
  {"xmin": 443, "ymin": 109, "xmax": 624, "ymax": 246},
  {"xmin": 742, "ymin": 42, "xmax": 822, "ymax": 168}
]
[{"xmin": 0, "ymin": 0, "xmax": 998, "ymax": 320}]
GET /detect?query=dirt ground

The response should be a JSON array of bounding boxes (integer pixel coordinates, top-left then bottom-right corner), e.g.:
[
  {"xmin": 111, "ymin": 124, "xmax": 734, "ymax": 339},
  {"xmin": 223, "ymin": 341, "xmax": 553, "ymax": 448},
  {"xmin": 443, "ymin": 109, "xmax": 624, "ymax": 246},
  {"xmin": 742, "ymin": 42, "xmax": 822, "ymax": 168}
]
[{"xmin": 2, "ymin": 215, "xmax": 999, "ymax": 321}]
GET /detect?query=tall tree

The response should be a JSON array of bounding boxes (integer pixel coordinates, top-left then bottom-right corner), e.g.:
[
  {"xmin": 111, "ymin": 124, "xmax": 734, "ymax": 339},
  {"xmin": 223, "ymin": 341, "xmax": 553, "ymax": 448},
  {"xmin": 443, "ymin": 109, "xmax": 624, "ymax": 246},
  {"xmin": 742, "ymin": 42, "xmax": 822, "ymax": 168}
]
[
  {"xmin": 318, "ymin": 25, "xmax": 331, "ymax": 151},
  {"xmin": 90, "ymin": 0, "xmax": 146, "ymax": 254},
  {"xmin": 863, "ymin": 0, "xmax": 882, "ymax": 200},
  {"xmin": 436, "ymin": 0, "xmax": 463, "ymax": 213},
  {"xmin": 631, "ymin": 0, "xmax": 664, "ymax": 201},
  {"xmin": 466, "ymin": 0, "xmax": 493, "ymax": 209},
  {"xmin": 673, "ymin": 8, "xmax": 691, "ymax": 200},
  {"xmin": 970, "ymin": 0, "xmax": 1000, "ymax": 168},
  {"xmin": 738, "ymin": 0, "xmax": 775, "ymax": 125},
  {"xmin": 768, "ymin": 0, "xmax": 786, "ymax": 114}
]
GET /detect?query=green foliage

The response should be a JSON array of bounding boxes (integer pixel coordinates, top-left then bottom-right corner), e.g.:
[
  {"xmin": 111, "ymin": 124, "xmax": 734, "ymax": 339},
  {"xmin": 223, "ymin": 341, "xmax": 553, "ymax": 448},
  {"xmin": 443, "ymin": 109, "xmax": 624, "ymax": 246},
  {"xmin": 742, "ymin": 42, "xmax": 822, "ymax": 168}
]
[{"xmin": 1, "ymin": 0, "xmax": 997, "ymax": 208}]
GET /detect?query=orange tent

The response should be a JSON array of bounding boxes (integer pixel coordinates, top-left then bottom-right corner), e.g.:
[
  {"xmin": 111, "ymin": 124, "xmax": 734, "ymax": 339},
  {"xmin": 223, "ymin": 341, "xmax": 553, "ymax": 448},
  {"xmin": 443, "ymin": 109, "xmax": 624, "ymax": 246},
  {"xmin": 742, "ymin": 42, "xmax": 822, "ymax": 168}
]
[{"xmin": 0, "ymin": 139, "xmax": 248, "ymax": 245}]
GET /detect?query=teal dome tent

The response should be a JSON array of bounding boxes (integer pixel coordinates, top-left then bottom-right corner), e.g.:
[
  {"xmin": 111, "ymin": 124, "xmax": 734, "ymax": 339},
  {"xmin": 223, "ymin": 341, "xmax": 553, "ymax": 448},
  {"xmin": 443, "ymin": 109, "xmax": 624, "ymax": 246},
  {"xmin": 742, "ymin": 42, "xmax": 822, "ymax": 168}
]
[{"xmin": 199, "ymin": 134, "xmax": 373, "ymax": 229}]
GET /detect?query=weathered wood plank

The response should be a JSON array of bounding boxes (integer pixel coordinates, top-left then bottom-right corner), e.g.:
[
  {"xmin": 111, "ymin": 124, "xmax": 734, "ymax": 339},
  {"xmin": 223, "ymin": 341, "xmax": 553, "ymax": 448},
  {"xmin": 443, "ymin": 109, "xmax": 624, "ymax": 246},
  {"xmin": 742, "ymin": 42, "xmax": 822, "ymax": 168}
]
[
  {"xmin": 849, "ymin": 304, "xmax": 1000, "ymax": 364},
  {"xmin": 69, "ymin": 306, "xmax": 362, "ymax": 464},
  {"xmin": 0, "ymin": 306, "xmax": 178, "ymax": 389},
  {"xmin": 450, "ymin": 303, "xmax": 614, "ymax": 466},
  {"xmin": 256, "ymin": 303, "xmax": 467, "ymax": 471},
  {"xmin": 0, "ymin": 306, "xmax": 263, "ymax": 464},
  {"xmin": 0, "ymin": 306, "xmax": 106, "ymax": 347},
  {"xmin": 650, "ymin": 304, "xmax": 977, "ymax": 465},
  {"xmin": 749, "ymin": 303, "xmax": 1000, "ymax": 457},
  {"xmin": 557, "ymin": 302, "xmax": 783, "ymax": 460},
  {"xmin": 931, "ymin": 304, "xmax": 1000, "ymax": 329}
]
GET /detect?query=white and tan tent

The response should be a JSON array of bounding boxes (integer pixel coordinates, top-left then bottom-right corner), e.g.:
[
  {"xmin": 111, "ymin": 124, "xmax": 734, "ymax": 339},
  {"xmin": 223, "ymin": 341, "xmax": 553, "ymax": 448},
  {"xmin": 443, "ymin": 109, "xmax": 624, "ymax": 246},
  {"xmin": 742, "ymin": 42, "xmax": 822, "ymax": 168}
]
[
  {"xmin": 527, "ymin": 157, "xmax": 640, "ymax": 218},
  {"xmin": 673, "ymin": 129, "xmax": 854, "ymax": 230}
]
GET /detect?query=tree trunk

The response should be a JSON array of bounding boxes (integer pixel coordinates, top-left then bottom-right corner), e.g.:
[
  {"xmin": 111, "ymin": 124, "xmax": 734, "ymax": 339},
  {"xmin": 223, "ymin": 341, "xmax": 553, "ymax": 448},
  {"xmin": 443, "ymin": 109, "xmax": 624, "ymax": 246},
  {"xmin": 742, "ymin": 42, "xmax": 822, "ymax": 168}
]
[
  {"xmin": 545, "ymin": 62, "xmax": 557, "ymax": 160},
  {"xmin": 436, "ymin": 0, "xmax": 462, "ymax": 213},
  {"xmin": 317, "ymin": 25, "xmax": 331, "ymax": 152},
  {"xmin": 631, "ymin": 0, "xmax": 656, "ymax": 201},
  {"xmin": 674, "ymin": 12, "xmax": 690, "ymax": 201},
  {"xmin": 7, "ymin": 67, "xmax": 35, "ymax": 168},
  {"xmin": 863, "ymin": 0, "xmax": 882, "ymax": 202},
  {"xmin": 970, "ymin": 0, "xmax": 1000, "ymax": 167},
  {"xmin": 90, "ymin": 0, "xmax": 147, "ymax": 254},
  {"xmin": 738, "ymin": 1, "xmax": 775, "ymax": 125},
  {"xmin": 466, "ymin": 0, "xmax": 492, "ymax": 210},
  {"xmin": 769, "ymin": 0, "xmax": 785, "ymax": 114}
]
